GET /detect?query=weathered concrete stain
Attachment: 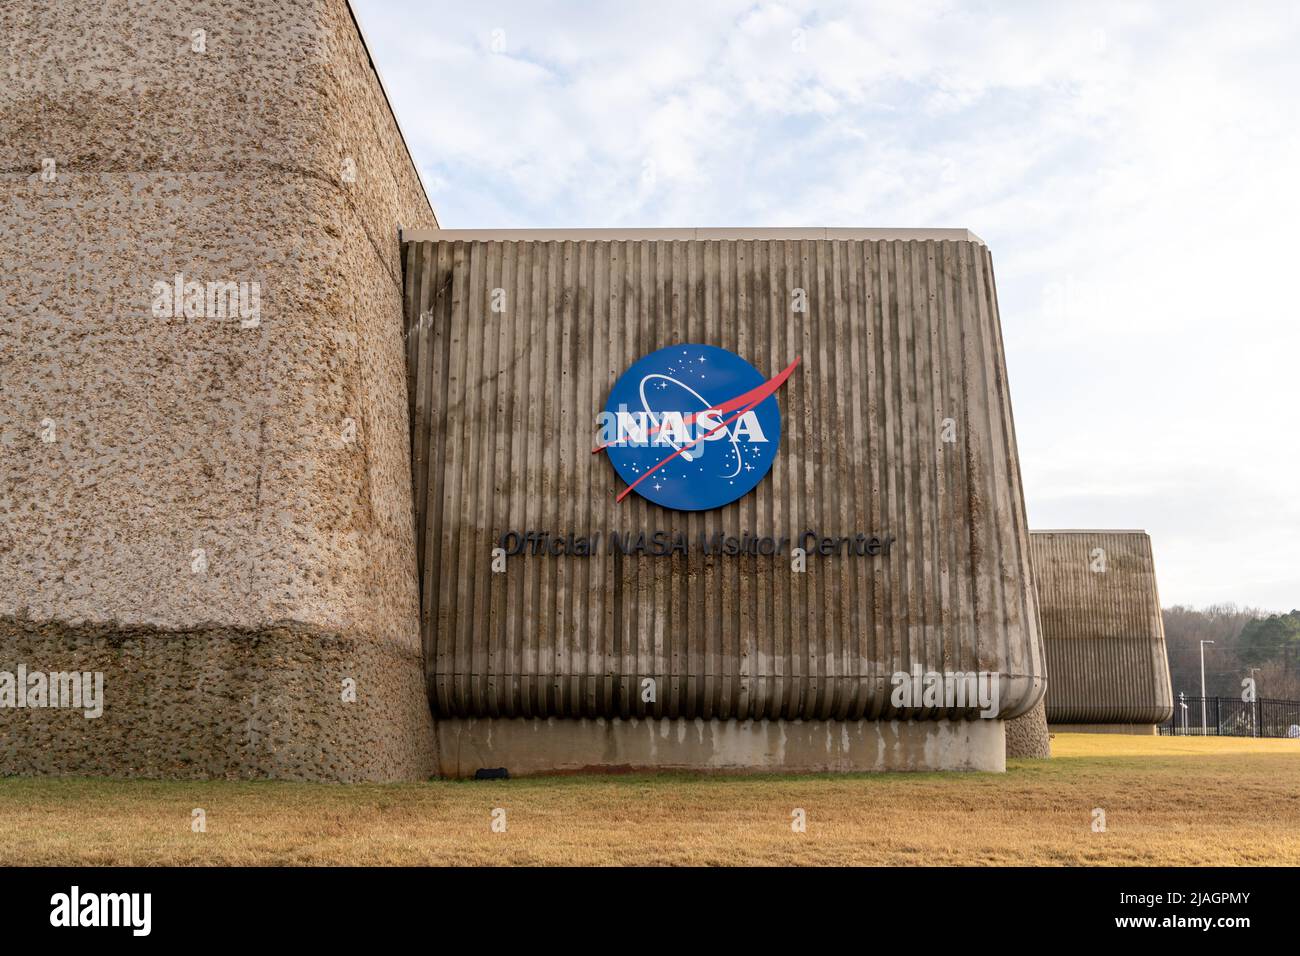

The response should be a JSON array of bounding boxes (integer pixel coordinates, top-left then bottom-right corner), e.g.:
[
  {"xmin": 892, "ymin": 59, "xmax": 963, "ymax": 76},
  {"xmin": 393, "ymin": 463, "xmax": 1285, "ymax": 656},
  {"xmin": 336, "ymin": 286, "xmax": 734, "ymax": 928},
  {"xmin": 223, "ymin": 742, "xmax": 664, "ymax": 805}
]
[
  {"xmin": 434, "ymin": 716, "xmax": 1006, "ymax": 777},
  {"xmin": 403, "ymin": 234, "xmax": 1047, "ymax": 731}
]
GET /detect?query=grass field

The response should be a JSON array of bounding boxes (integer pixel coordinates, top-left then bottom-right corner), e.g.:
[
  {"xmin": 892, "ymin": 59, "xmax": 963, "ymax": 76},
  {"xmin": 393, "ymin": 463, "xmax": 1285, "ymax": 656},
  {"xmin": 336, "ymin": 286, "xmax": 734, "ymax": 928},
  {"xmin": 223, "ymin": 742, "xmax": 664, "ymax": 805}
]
[{"xmin": 3, "ymin": 734, "xmax": 1298, "ymax": 865}]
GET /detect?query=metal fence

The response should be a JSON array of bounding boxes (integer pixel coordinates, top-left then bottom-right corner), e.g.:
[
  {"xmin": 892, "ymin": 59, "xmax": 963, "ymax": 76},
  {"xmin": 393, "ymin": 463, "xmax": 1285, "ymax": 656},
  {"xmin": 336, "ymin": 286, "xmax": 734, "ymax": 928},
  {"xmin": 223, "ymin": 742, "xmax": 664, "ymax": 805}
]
[{"xmin": 1160, "ymin": 694, "xmax": 1300, "ymax": 737}]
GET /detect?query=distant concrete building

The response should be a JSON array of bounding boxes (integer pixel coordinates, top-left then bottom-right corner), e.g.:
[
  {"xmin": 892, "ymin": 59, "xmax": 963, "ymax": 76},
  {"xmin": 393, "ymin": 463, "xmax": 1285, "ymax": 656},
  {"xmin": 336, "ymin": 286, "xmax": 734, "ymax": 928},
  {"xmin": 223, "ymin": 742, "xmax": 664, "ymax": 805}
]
[
  {"xmin": 1031, "ymin": 530, "xmax": 1174, "ymax": 735},
  {"xmin": 2, "ymin": 1, "xmax": 1047, "ymax": 780}
]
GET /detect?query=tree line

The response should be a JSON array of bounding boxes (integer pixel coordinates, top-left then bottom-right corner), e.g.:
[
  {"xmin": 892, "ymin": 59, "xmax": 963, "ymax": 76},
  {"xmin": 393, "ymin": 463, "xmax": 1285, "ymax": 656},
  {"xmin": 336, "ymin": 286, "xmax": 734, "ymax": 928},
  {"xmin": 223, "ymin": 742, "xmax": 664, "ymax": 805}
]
[{"xmin": 1162, "ymin": 604, "xmax": 1300, "ymax": 700}]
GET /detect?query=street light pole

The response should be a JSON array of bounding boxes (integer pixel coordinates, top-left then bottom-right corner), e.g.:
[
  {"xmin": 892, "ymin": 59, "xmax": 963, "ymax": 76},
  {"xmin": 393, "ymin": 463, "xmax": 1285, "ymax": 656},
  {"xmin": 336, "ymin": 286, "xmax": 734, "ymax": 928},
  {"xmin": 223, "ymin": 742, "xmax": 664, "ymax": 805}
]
[
  {"xmin": 1249, "ymin": 667, "xmax": 1261, "ymax": 738},
  {"xmin": 1200, "ymin": 640, "xmax": 1215, "ymax": 732}
]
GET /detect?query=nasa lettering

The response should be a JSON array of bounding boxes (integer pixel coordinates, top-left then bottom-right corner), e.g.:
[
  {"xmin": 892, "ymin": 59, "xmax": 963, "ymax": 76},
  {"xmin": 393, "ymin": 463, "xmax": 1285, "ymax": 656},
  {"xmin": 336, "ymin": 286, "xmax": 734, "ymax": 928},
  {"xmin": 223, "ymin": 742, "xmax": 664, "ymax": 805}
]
[
  {"xmin": 594, "ymin": 343, "xmax": 799, "ymax": 511},
  {"xmin": 495, "ymin": 529, "xmax": 897, "ymax": 558}
]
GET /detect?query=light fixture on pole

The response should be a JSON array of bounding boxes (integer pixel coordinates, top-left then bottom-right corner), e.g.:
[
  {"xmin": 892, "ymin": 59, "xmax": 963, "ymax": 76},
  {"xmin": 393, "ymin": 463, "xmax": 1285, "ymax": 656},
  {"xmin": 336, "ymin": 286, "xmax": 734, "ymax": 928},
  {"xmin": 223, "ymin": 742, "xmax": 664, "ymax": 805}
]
[
  {"xmin": 1248, "ymin": 666, "xmax": 1261, "ymax": 738},
  {"xmin": 1200, "ymin": 640, "xmax": 1215, "ymax": 731}
]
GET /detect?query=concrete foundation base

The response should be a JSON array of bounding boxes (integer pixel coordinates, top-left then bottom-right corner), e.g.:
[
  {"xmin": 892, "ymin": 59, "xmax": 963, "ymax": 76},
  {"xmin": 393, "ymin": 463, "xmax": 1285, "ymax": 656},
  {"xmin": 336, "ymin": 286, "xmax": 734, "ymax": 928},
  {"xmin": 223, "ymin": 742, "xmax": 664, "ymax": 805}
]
[
  {"xmin": 0, "ymin": 616, "xmax": 436, "ymax": 782},
  {"xmin": 1049, "ymin": 723, "xmax": 1160, "ymax": 735},
  {"xmin": 433, "ymin": 716, "xmax": 1006, "ymax": 777}
]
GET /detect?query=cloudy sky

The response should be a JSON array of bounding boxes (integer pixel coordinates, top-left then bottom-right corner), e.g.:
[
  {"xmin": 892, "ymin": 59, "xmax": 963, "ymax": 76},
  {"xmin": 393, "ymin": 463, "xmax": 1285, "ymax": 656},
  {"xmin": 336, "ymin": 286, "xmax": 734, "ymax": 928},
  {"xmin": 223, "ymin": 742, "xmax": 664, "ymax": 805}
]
[{"xmin": 354, "ymin": 0, "xmax": 1300, "ymax": 610}]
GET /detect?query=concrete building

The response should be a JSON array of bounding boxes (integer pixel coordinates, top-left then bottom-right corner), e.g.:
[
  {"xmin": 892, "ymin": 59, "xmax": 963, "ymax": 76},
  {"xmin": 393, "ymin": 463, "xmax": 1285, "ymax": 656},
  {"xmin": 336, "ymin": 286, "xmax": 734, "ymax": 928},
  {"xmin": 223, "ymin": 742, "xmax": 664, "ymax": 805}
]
[
  {"xmin": 1, "ymin": 0, "xmax": 437, "ymax": 780},
  {"xmin": 1031, "ymin": 530, "xmax": 1174, "ymax": 734},
  {"xmin": 403, "ymin": 230, "xmax": 1045, "ymax": 775},
  {"xmin": 2, "ymin": 1, "xmax": 1047, "ymax": 780}
]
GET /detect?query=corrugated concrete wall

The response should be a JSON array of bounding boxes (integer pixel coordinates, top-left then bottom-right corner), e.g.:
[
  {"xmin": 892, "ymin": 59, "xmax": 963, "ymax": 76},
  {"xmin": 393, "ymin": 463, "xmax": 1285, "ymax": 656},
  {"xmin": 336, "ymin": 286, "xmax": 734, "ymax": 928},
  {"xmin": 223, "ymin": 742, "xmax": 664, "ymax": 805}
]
[
  {"xmin": 0, "ymin": 0, "xmax": 438, "ymax": 780},
  {"xmin": 403, "ymin": 235, "xmax": 1045, "ymax": 723},
  {"xmin": 1032, "ymin": 531, "xmax": 1173, "ymax": 725}
]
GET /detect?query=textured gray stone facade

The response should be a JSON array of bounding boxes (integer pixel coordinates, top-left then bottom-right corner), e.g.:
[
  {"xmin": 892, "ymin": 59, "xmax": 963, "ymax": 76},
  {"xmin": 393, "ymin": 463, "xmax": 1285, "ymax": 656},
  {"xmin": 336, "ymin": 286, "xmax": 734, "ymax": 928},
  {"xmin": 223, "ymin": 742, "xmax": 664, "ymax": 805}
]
[
  {"xmin": 1, "ymin": 0, "xmax": 438, "ymax": 781},
  {"xmin": 1005, "ymin": 699, "xmax": 1050, "ymax": 758}
]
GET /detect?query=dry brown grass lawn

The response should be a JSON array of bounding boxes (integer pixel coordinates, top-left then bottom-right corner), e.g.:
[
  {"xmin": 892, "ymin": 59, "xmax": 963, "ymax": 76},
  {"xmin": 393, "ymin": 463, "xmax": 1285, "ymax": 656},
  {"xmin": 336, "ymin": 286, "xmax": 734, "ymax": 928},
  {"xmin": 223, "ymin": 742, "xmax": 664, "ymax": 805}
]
[{"xmin": 2, "ymin": 734, "xmax": 1298, "ymax": 865}]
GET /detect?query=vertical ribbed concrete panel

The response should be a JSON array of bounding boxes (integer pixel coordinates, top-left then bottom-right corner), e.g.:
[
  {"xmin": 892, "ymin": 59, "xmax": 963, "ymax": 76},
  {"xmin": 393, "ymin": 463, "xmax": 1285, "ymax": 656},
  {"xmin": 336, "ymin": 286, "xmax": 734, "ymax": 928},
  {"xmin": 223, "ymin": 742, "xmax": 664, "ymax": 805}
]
[
  {"xmin": 1032, "ymin": 531, "xmax": 1173, "ymax": 725},
  {"xmin": 404, "ymin": 234, "xmax": 1044, "ymax": 727}
]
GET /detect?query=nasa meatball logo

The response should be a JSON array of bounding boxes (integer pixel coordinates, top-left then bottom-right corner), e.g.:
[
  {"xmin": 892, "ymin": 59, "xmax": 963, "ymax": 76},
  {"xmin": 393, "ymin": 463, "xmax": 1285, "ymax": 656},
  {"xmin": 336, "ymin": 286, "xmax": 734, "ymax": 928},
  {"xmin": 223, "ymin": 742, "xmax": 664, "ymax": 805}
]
[{"xmin": 594, "ymin": 344, "xmax": 800, "ymax": 511}]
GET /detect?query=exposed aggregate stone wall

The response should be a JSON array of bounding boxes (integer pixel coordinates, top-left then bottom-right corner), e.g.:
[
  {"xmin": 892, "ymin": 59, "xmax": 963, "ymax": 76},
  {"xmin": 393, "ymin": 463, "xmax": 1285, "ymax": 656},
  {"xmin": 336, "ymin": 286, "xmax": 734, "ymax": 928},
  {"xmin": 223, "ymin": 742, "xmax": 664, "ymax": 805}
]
[
  {"xmin": 1005, "ymin": 699, "xmax": 1051, "ymax": 759},
  {"xmin": 0, "ymin": 0, "xmax": 438, "ymax": 780}
]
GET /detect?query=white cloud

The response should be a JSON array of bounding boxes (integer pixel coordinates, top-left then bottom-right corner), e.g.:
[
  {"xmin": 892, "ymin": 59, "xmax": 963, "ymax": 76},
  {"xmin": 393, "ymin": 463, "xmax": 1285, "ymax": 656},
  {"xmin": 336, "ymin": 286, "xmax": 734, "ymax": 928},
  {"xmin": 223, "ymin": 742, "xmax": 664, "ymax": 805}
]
[{"xmin": 355, "ymin": 0, "xmax": 1300, "ymax": 608}]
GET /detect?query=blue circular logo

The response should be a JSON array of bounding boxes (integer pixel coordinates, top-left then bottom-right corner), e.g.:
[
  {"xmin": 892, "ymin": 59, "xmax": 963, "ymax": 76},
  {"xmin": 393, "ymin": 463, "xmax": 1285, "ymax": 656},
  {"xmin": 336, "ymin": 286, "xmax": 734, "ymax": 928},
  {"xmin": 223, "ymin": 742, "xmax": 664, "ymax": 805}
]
[{"xmin": 600, "ymin": 344, "xmax": 787, "ymax": 511}]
